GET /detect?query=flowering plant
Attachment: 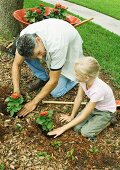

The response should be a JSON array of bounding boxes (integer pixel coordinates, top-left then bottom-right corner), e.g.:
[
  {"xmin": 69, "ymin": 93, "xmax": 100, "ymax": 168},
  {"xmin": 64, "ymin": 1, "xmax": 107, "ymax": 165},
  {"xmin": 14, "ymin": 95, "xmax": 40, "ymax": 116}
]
[
  {"xmin": 25, "ymin": 3, "xmax": 68, "ymax": 24},
  {"xmin": 25, "ymin": 4, "xmax": 45, "ymax": 23},
  {"xmin": 36, "ymin": 110, "xmax": 54, "ymax": 132},
  {"xmin": 5, "ymin": 92, "xmax": 24, "ymax": 117},
  {"xmin": 49, "ymin": 3, "xmax": 68, "ymax": 20}
]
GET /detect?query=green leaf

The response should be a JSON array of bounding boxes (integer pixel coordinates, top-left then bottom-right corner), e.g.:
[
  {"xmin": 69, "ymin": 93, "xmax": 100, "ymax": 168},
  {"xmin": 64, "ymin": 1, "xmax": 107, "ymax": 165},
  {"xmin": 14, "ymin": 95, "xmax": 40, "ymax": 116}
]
[
  {"xmin": 11, "ymin": 107, "xmax": 19, "ymax": 112},
  {"xmin": 10, "ymin": 110, "xmax": 15, "ymax": 117},
  {"xmin": 15, "ymin": 105, "xmax": 22, "ymax": 111},
  {"xmin": 18, "ymin": 96, "xmax": 24, "ymax": 104},
  {"xmin": 37, "ymin": 151, "xmax": 48, "ymax": 157},
  {"xmin": 42, "ymin": 125, "xmax": 47, "ymax": 131},
  {"xmin": 0, "ymin": 162, "xmax": 5, "ymax": 170},
  {"xmin": 36, "ymin": 117, "xmax": 46, "ymax": 124},
  {"xmin": 47, "ymin": 122, "xmax": 53, "ymax": 131},
  {"xmin": 28, "ymin": 17, "xmax": 35, "ymax": 23},
  {"xmin": 7, "ymin": 102, "xmax": 16, "ymax": 107},
  {"xmin": 5, "ymin": 97, "xmax": 11, "ymax": 102},
  {"xmin": 48, "ymin": 110, "xmax": 53, "ymax": 117}
]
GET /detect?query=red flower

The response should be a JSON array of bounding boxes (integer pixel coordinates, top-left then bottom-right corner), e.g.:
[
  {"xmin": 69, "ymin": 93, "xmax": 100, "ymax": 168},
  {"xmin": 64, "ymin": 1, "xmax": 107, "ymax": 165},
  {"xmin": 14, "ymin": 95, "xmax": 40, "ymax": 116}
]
[
  {"xmin": 39, "ymin": 111, "xmax": 48, "ymax": 116},
  {"xmin": 44, "ymin": 7, "xmax": 51, "ymax": 16},
  {"xmin": 40, "ymin": 4, "xmax": 44, "ymax": 7},
  {"xmin": 53, "ymin": 9, "xmax": 58, "ymax": 13},
  {"xmin": 35, "ymin": 9, "xmax": 41, "ymax": 14},
  {"xmin": 55, "ymin": 3, "xmax": 61, "ymax": 8},
  {"xmin": 61, "ymin": 5, "xmax": 67, "ymax": 10},
  {"xmin": 11, "ymin": 92, "xmax": 20, "ymax": 99},
  {"xmin": 30, "ymin": 9, "xmax": 35, "ymax": 12}
]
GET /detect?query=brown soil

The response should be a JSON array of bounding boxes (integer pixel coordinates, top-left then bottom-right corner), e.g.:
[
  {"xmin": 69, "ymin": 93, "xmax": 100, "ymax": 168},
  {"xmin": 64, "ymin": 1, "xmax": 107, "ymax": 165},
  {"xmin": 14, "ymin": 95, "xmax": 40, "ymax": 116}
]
[{"xmin": 0, "ymin": 42, "xmax": 120, "ymax": 170}]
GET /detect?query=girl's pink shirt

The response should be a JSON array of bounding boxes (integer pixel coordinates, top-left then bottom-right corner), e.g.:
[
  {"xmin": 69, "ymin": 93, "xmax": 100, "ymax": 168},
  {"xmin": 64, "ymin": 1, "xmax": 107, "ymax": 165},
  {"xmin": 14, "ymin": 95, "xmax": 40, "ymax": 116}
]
[{"xmin": 80, "ymin": 77, "xmax": 116, "ymax": 113}]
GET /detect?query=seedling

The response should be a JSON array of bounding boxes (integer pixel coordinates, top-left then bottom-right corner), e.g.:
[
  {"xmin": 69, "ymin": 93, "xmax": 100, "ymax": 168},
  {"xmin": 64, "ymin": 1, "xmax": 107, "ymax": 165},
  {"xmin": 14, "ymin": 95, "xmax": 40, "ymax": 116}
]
[
  {"xmin": 89, "ymin": 145, "xmax": 99, "ymax": 154},
  {"xmin": 0, "ymin": 162, "xmax": 5, "ymax": 170},
  {"xmin": 67, "ymin": 148, "xmax": 75, "ymax": 160},
  {"xmin": 36, "ymin": 151, "xmax": 51, "ymax": 160},
  {"xmin": 15, "ymin": 123, "xmax": 23, "ymax": 131},
  {"xmin": 51, "ymin": 140, "xmax": 62, "ymax": 149}
]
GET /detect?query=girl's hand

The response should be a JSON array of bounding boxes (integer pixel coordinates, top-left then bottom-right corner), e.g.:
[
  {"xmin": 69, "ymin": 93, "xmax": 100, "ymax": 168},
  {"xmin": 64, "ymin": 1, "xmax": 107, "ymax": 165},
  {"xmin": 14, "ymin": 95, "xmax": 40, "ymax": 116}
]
[
  {"xmin": 59, "ymin": 114, "xmax": 74, "ymax": 123},
  {"xmin": 48, "ymin": 127, "xmax": 65, "ymax": 138}
]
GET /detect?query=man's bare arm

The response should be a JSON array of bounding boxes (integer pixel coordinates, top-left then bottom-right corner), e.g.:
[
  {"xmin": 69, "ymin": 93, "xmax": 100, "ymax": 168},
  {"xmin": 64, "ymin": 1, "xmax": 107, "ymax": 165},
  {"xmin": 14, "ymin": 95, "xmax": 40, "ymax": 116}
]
[
  {"xmin": 18, "ymin": 69, "xmax": 61, "ymax": 117},
  {"xmin": 12, "ymin": 50, "xmax": 24, "ymax": 93},
  {"xmin": 32, "ymin": 70, "xmax": 61, "ymax": 105}
]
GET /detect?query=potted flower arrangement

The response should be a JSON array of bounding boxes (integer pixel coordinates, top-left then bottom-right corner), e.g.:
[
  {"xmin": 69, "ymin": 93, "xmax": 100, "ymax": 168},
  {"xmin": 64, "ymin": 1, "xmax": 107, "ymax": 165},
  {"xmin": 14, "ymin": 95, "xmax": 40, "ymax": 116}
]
[
  {"xmin": 5, "ymin": 92, "xmax": 24, "ymax": 117},
  {"xmin": 13, "ymin": 3, "xmax": 82, "ymax": 26},
  {"xmin": 36, "ymin": 110, "xmax": 54, "ymax": 135},
  {"xmin": 25, "ymin": 3, "xmax": 68, "ymax": 24},
  {"xmin": 25, "ymin": 4, "xmax": 46, "ymax": 23}
]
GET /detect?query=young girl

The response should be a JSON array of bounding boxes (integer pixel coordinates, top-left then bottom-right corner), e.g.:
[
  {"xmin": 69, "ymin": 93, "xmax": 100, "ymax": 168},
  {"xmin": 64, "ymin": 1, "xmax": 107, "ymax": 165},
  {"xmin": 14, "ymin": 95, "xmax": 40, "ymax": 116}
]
[{"xmin": 48, "ymin": 57, "xmax": 116, "ymax": 139}]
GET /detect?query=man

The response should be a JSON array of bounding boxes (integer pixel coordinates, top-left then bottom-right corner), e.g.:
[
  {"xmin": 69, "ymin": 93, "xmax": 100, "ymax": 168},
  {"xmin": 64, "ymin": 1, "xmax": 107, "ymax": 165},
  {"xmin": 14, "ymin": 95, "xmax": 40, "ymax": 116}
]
[{"xmin": 12, "ymin": 18, "xmax": 83, "ymax": 117}]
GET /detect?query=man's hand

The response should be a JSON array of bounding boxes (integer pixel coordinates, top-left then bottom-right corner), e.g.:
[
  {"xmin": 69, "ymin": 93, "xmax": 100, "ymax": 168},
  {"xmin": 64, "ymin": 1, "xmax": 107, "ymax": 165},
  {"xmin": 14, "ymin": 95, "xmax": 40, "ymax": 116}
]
[
  {"xmin": 47, "ymin": 127, "xmax": 65, "ymax": 138},
  {"xmin": 18, "ymin": 100, "xmax": 37, "ymax": 117},
  {"xmin": 59, "ymin": 114, "xmax": 74, "ymax": 123}
]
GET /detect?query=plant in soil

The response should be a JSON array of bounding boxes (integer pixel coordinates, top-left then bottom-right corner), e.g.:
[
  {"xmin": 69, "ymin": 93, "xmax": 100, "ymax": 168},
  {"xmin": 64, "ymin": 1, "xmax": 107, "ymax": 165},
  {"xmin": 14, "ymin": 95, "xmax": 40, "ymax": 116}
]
[
  {"xmin": 0, "ymin": 162, "xmax": 5, "ymax": 170},
  {"xmin": 67, "ymin": 148, "xmax": 75, "ymax": 160},
  {"xmin": 25, "ymin": 3, "xmax": 68, "ymax": 24},
  {"xmin": 5, "ymin": 92, "xmax": 24, "ymax": 117},
  {"xmin": 36, "ymin": 110, "xmax": 54, "ymax": 133},
  {"xmin": 15, "ymin": 123, "xmax": 23, "ymax": 132},
  {"xmin": 36, "ymin": 151, "xmax": 51, "ymax": 160},
  {"xmin": 89, "ymin": 145, "xmax": 100, "ymax": 154},
  {"xmin": 51, "ymin": 140, "xmax": 62, "ymax": 149}
]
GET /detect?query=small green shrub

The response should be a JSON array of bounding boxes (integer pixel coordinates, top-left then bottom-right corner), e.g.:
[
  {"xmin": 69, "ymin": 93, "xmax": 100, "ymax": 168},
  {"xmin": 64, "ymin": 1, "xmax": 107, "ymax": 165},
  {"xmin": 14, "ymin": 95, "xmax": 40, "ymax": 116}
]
[
  {"xmin": 5, "ymin": 93, "xmax": 24, "ymax": 117},
  {"xmin": 36, "ymin": 110, "xmax": 54, "ymax": 132}
]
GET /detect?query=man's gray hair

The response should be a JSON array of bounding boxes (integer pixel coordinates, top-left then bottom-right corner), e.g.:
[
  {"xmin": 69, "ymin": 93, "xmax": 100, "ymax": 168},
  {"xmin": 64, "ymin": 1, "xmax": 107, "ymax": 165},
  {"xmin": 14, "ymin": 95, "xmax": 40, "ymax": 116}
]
[{"xmin": 16, "ymin": 33, "xmax": 37, "ymax": 58}]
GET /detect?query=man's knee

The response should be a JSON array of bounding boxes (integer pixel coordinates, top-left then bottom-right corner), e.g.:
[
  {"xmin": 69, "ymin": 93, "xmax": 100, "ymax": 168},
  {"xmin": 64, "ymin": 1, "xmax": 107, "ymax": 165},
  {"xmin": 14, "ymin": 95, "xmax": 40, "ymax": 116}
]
[
  {"xmin": 51, "ymin": 91, "xmax": 61, "ymax": 98},
  {"xmin": 51, "ymin": 88, "xmax": 67, "ymax": 98}
]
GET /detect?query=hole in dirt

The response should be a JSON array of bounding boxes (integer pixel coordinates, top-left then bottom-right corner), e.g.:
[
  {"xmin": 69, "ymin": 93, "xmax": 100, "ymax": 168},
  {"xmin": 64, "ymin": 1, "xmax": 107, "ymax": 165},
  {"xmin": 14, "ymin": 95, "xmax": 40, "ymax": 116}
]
[
  {"xmin": 0, "ymin": 86, "xmax": 11, "ymax": 115},
  {"xmin": 0, "ymin": 125, "xmax": 11, "ymax": 142}
]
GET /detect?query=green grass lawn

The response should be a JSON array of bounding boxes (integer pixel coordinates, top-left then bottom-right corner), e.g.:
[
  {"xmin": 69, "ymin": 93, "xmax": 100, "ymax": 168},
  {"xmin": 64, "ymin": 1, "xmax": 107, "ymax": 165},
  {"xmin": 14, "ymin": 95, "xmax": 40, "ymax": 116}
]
[
  {"xmin": 24, "ymin": 0, "xmax": 120, "ymax": 87},
  {"xmin": 66, "ymin": 0, "xmax": 120, "ymax": 20}
]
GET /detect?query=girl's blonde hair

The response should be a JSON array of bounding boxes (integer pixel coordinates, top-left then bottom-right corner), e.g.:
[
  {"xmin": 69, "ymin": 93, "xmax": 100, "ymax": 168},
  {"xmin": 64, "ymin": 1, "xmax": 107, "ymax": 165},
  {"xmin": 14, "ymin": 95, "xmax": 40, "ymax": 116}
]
[{"xmin": 75, "ymin": 56, "xmax": 100, "ymax": 78}]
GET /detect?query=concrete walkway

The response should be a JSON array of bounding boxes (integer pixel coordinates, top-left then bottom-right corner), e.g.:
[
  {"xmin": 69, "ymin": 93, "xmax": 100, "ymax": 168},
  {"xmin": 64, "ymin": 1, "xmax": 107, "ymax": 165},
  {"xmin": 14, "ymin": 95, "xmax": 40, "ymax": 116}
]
[{"xmin": 43, "ymin": 0, "xmax": 120, "ymax": 36}]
